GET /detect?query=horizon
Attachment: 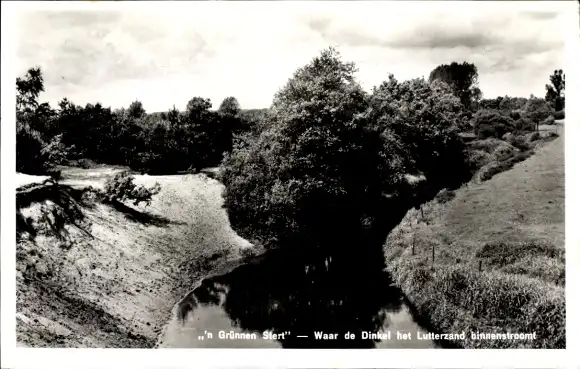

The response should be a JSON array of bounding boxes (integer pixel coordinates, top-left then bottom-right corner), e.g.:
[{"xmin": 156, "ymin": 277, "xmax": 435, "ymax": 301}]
[{"xmin": 15, "ymin": 1, "xmax": 568, "ymax": 112}]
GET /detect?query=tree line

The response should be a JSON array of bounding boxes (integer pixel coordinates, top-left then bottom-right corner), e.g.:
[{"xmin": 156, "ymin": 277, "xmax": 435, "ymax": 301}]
[
  {"xmin": 16, "ymin": 51, "xmax": 564, "ymax": 179},
  {"xmin": 16, "ymin": 70, "xmax": 249, "ymax": 176},
  {"xmin": 16, "ymin": 47, "xmax": 564, "ymax": 263}
]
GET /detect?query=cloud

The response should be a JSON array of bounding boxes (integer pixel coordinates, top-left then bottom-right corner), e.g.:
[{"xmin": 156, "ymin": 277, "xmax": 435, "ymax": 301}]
[
  {"xmin": 18, "ymin": 10, "xmax": 209, "ymax": 89},
  {"xmin": 304, "ymin": 7, "xmax": 563, "ymax": 54},
  {"xmin": 13, "ymin": 1, "xmax": 568, "ymax": 110},
  {"xmin": 521, "ymin": 10, "xmax": 561, "ymax": 20}
]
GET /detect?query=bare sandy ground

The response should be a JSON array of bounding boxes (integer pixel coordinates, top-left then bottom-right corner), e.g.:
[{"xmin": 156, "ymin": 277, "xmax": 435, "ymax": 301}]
[{"xmin": 16, "ymin": 167, "xmax": 252, "ymax": 347}]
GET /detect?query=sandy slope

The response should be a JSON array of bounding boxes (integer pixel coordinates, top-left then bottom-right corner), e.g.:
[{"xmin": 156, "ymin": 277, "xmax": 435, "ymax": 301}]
[{"xmin": 16, "ymin": 167, "xmax": 251, "ymax": 347}]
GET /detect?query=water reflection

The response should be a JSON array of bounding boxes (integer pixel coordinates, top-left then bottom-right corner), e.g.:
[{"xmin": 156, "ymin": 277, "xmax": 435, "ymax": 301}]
[{"xmin": 159, "ymin": 247, "xmax": 436, "ymax": 348}]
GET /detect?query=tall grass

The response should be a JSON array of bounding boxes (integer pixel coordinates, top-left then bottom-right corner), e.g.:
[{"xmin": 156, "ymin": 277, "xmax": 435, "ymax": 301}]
[{"xmin": 388, "ymin": 259, "xmax": 565, "ymax": 348}]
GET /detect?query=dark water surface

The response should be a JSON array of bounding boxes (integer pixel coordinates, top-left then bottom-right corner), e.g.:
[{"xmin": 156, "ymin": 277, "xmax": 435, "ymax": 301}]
[{"xmin": 158, "ymin": 248, "xmax": 439, "ymax": 349}]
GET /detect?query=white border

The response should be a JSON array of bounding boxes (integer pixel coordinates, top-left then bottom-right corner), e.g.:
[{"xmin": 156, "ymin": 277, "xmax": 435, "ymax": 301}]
[
  {"xmin": 1, "ymin": 1, "xmax": 579, "ymax": 368},
  {"xmin": 565, "ymin": 0, "xmax": 580, "ymax": 364},
  {"xmin": 1, "ymin": 0, "xmax": 18, "ymax": 366}
]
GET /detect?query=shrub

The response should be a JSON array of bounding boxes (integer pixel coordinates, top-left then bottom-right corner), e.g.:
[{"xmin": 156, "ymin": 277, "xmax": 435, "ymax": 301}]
[
  {"xmin": 526, "ymin": 132, "xmax": 540, "ymax": 143},
  {"xmin": 467, "ymin": 149, "xmax": 493, "ymax": 170},
  {"xmin": 509, "ymin": 151, "xmax": 533, "ymax": 164},
  {"xmin": 478, "ymin": 150, "xmax": 532, "ymax": 182},
  {"xmin": 129, "ymin": 152, "xmax": 166, "ymax": 175},
  {"xmin": 435, "ymin": 189, "xmax": 456, "ymax": 204},
  {"xmin": 542, "ymin": 116, "xmax": 555, "ymax": 125},
  {"xmin": 103, "ymin": 171, "xmax": 161, "ymax": 207},
  {"xmin": 17, "ymin": 124, "xmax": 48, "ymax": 175},
  {"xmin": 491, "ymin": 142, "xmax": 518, "ymax": 161},
  {"xmin": 514, "ymin": 117, "xmax": 535, "ymax": 132},
  {"xmin": 80, "ymin": 186, "xmax": 103, "ymax": 206},
  {"xmin": 75, "ymin": 158, "xmax": 99, "ymax": 169},
  {"xmin": 458, "ymin": 111, "xmax": 474, "ymax": 131},
  {"xmin": 239, "ymin": 247, "xmax": 260, "ymax": 260},
  {"xmin": 553, "ymin": 110, "xmax": 565, "ymax": 120},
  {"xmin": 508, "ymin": 135, "xmax": 531, "ymax": 151},
  {"xmin": 509, "ymin": 110, "xmax": 522, "ymax": 121},
  {"xmin": 470, "ymin": 138, "xmax": 509, "ymax": 154},
  {"xmin": 479, "ymin": 163, "xmax": 504, "ymax": 182},
  {"xmin": 40, "ymin": 134, "xmax": 70, "ymax": 165},
  {"xmin": 502, "ymin": 132, "xmax": 515, "ymax": 141},
  {"xmin": 472, "ymin": 110, "xmax": 515, "ymax": 139}
]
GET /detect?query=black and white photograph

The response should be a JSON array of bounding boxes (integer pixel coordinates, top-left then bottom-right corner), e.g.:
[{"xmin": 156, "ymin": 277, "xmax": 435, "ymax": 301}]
[{"xmin": 1, "ymin": 0, "xmax": 577, "ymax": 364}]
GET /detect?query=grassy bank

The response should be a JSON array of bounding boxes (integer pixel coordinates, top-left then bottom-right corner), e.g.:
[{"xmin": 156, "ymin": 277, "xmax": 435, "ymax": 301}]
[
  {"xmin": 16, "ymin": 166, "xmax": 252, "ymax": 347},
  {"xmin": 384, "ymin": 125, "xmax": 565, "ymax": 348}
]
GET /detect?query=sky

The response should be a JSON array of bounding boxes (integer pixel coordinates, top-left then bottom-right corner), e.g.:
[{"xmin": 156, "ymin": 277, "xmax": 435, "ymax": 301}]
[{"xmin": 14, "ymin": 1, "xmax": 570, "ymax": 112}]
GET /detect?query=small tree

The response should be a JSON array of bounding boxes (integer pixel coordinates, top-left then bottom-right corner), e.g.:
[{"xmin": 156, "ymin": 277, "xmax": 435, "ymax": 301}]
[
  {"xmin": 127, "ymin": 100, "xmax": 146, "ymax": 119},
  {"xmin": 218, "ymin": 96, "xmax": 243, "ymax": 135},
  {"xmin": 545, "ymin": 69, "xmax": 565, "ymax": 112},
  {"xmin": 523, "ymin": 96, "xmax": 552, "ymax": 131},
  {"xmin": 185, "ymin": 97, "xmax": 212, "ymax": 121},
  {"xmin": 166, "ymin": 105, "xmax": 181, "ymax": 126},
  {"xmin": 218, "ymin": 96, "xmax": 241, "ymax": 117},
  {"xmin": 41, "ymin": 134, "xmax": 71, "ymax": 165},
  {"xmin": 16, "ymin": 66, "xmax": 44, "ymax": 115}
]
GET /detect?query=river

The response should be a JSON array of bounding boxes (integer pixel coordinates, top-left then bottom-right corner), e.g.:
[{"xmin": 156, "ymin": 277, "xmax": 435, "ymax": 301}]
[{"xmin": 157, "ymin": 248, "xmax": 440, "ymax": 349}]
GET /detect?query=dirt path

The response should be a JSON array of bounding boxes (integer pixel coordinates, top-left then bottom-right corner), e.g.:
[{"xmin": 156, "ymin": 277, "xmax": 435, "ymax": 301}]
[{"xmin": 16, "ymin": 168, "xmax": 252, "ymax": 347}]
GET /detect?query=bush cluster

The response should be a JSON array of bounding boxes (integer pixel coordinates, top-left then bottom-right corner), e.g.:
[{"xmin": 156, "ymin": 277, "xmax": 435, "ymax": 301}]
[
  {"xmin": 103, "ymin": 172, "xmax": 161, "ymax": 207},
  {"xmin": 478, "ymin": 151, "xmax": 533, "ymax": 182},
  {"xmin": 472, "ymin": 95, "xmax": 555, "ymax": 140},
  {"xmin": 542, "ymin": 116, "xmax": 555, "ymax": 125},
  {"xmin": 472, "ymin": 110, "xmax": 516, "ymax": 139}
]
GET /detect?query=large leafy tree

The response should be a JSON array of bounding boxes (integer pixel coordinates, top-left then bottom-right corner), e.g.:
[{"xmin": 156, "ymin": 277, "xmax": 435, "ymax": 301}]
[
  {"xmin": 368, "ymin": 75, "xmax": 472, "ymax": 201},
  {"xmin": 545, "ymin": 69, "xmax": 565, "ymax": 112},
  {"xmin": 221, "ymin": 48, "xmax": 409, "ymax": 263},
  {"xmin": 428, "ymin": 61, "xmax": 481, "ymax": 110}
]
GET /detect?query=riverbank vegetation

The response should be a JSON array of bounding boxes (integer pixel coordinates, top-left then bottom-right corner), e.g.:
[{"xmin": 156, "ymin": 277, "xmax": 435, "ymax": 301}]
[
  {"xmin": 16, "ymin": 47, "xmax": 565, "ymax": 348},
  {"xmin": 385, "ymin": 126, "xmax": 565, "ymax": 348}
]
